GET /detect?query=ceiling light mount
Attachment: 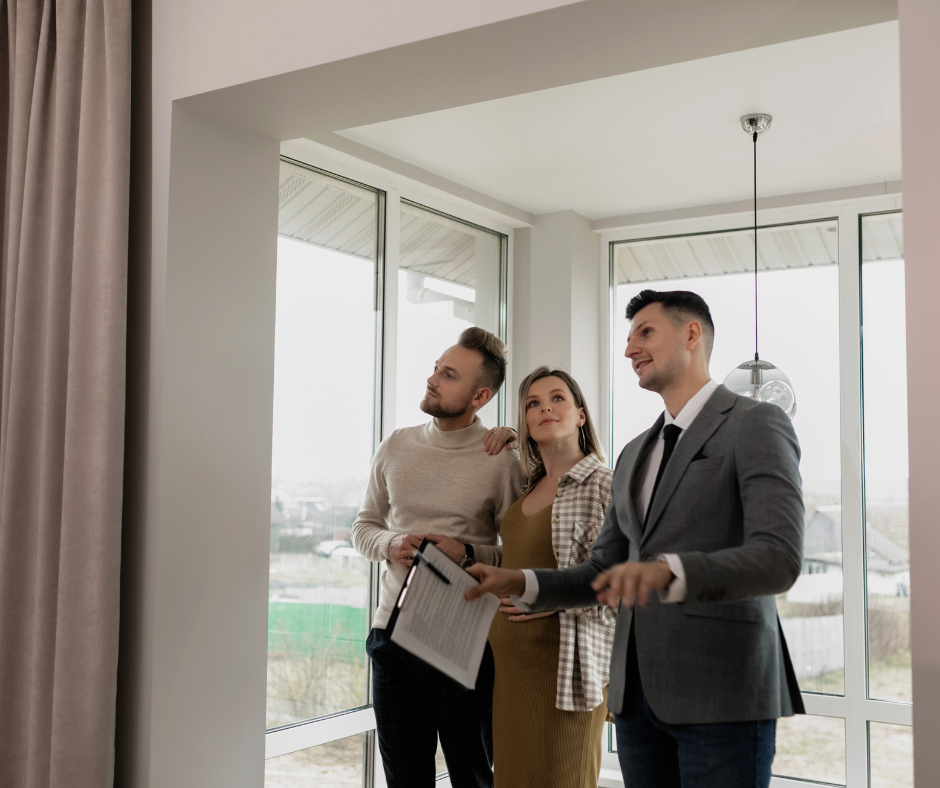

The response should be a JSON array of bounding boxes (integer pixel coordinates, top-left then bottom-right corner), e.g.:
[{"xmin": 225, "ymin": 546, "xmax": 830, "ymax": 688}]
[{"xmin": 741, "ymin": 114, "xmax": 773, "ymax": 136}]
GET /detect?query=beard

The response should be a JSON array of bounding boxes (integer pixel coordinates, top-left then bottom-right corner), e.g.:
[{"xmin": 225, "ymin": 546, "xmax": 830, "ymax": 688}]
[{"xmin": 420, "ymin": 391, "xmax": 474, "ymax": 419}]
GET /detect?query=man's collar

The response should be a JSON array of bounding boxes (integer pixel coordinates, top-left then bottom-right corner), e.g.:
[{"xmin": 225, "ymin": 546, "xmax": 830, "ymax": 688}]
[{"xmin": 664, "ymin": 379, "xmax": 720, "ymax": 430}]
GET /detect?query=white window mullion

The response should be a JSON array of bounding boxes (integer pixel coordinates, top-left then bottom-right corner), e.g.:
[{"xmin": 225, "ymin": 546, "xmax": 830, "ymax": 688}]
[
  {"xmin": 861, "ymin": 698, "xmax": 913, "ymax": 727},
  {"xmin": 770, "ymin": 777, "xmax": 831, "ymax": 788},
  {"xmin": 265, "ymin": 707, "xmax": 377, "ymax": 759},
  {"xmin": 382, "ymin": 190, "xmax": 401, "ymax": 439},
  {"xmin": 837, "ymin": 206, "xmax": 869, "ymax": 787},
  {"xmin": 502, "ymin": 232, "xmax": 515, "ymax": 427},
  {"xmin": 369, "ymin": 189, "xmax": 401, "ymax": 788},
  {"xmin": 801, "ymin": 693, "xmax": 850, "ymax": 718},
  {"xmin": 602, "ymin": 238, "xmax": 615, "ymax": 463}
]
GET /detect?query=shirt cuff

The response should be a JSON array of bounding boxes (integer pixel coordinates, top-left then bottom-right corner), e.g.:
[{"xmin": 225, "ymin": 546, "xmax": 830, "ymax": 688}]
[
  {"xmin": 510, "ymin": 569, "xmax": 540, "ymax": 612},
  {"xmin": 656, "ymin": 553, "xmax": 687, "ymax": 603}
]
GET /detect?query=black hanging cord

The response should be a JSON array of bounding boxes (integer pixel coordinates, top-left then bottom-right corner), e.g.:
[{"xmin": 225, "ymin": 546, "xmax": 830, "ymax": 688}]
[{"xmin": 753, "ymin": 130, "xmax": 759, "ymax": 362}]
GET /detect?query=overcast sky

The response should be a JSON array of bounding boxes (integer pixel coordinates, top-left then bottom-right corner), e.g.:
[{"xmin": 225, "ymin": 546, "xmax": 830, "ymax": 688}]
[
  {"xmin": 270, "ymin": 238, "xmax": 474, "ymax": 494},
  {"xmin": 272, "ymin": 236, "xmax": 908, "ymax": 506}
]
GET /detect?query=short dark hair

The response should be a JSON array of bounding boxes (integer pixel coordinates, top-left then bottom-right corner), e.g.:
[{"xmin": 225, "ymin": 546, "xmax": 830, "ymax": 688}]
[
  {"xmin": 625, "ymin": 289, "xmax": 715, "ymax": 351},
  {"xmin": 458, "ymin": 327, "xmax": 507, "ymax": 394}
]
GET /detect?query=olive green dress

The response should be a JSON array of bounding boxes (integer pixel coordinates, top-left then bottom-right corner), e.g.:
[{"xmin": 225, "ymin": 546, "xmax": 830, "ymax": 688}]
[{"xmin": 489, "ymin": 492, "xmax": 609, "ymax": 788}]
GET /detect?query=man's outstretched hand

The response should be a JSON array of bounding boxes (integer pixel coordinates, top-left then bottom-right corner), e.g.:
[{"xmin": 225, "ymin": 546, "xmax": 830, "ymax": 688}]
[
  {"xmin": 591, "ymin": 560, "xmax": 673, "ymax": 608},
  {"xmin": 465, "ymin": 560, "xmax": 673, "ymax": 608},
  {"xmin": 464, "ymin": 564, "xmax": 526, "ymax": 601}
]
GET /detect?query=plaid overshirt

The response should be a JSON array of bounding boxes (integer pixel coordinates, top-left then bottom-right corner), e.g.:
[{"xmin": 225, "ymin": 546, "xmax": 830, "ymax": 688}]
[{"xmin": 544, "ymin": 454, "xmax": 616, "ymax": 711}]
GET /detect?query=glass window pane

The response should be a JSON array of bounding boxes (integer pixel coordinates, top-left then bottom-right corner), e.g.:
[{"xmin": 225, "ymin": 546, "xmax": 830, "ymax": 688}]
[
  {"xmin": 268, "ymin": 162, "xmax": 379, "ymax": 728},
  {"xmin": 773, "ymin": 714, "xmax": 846, "ymax": 785},
  {"xmin": 861, "ymin": 212, "xmax": 911, "ymax": 704},
  {"xmin": 264, "ymin": 733, "xmax": 368, "ymax": 788},
  {"xmin": 869, "ymin": 722, "xmax": 913, "ymax": 788},
  {"xmin": 396, "ymin": 201, "xmax": 504, "ymax": 430},
  {"xmin": 612, "ymin": 220, "xmax": 844, "ymax": 694}
]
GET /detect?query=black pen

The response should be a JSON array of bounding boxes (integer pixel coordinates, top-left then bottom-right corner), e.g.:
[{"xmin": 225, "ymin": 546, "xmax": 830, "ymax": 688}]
[{"xmin": 413, "ymin": 550, "xmax": 451, "ymax": 585}]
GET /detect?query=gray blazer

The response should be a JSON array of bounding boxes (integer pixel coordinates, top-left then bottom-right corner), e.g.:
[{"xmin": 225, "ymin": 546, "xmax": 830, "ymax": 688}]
[{"xmin": 531, "ymin": 384, "xmax": 804, "ymax": 724}]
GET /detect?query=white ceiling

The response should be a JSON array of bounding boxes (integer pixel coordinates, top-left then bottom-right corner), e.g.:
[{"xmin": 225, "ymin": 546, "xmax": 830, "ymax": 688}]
[{"xmin": 338, "ymin": 22, "xmax": 901, "ymax": 221}]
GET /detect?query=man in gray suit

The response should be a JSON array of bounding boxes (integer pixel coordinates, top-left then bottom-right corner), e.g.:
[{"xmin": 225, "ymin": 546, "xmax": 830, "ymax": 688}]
[{"xmin": 467, "ymin": 290, "xmax": 804, "ymax": 788}]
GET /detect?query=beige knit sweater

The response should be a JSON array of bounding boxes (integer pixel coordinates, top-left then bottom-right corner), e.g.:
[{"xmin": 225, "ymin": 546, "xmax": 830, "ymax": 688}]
[{"xmin": 352, "ymin": 416, "xmax": 524, "ymax": 629}]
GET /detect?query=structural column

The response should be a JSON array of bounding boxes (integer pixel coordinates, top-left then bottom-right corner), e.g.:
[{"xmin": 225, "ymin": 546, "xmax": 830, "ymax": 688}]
[
  {"xmin": 512, "ymin": 211, "xmax": 603, "ymax": 432},
  {"xmin": 900, "ymin": 1, "xmax": 940, "ymax": 785}
]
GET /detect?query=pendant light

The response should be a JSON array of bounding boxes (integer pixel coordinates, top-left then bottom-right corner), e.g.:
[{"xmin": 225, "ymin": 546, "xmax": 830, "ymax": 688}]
[{"xmin": 722, "ymin": 114, "xmax": 797, "ymax": 419}]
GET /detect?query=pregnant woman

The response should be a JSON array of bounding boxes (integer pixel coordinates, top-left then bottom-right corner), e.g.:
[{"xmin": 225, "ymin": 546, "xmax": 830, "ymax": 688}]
[{"xmin": 488, "ymin": 367, "xmax": 616, "ymax": 788}]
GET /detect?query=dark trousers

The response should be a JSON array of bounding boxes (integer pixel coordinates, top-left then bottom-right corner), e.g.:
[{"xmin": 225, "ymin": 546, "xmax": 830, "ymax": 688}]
[
  {"xmin": 614, "ymin": 635, "xmax": 776, "ymax": 788},
  {"xmin": 367, "ymin": 628, "xmax": 495, "ymax": 788}
]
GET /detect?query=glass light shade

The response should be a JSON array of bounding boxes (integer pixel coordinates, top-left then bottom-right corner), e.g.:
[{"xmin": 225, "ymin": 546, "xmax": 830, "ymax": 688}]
[{"xmin": 723, "ymin": 358, "xmax": 797, "ymax": 419}]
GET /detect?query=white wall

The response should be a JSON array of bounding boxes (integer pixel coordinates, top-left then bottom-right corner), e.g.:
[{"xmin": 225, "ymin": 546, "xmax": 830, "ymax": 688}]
[
  {"xmin": 155, "ymin": 0, "xmax": 583, "ymax": 100},
  {"xmin": 151, "ymin": 105, "xmax": 279, "ymax": 788},
  {"xmin": 899, "ymin": 1, "xmax": 940, "ymax": 784}
]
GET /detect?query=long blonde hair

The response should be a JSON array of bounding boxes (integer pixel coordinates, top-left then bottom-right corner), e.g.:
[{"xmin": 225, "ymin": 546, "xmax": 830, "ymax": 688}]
[{"xmin": 516, "ymin": 367, "xmax": 604, "ymax": 482}]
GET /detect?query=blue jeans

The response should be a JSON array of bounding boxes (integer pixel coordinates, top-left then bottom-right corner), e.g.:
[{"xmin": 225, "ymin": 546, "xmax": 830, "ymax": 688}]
[{"xmin": 614, "ymin": 637, "xmax": 776, "ymax": 788}]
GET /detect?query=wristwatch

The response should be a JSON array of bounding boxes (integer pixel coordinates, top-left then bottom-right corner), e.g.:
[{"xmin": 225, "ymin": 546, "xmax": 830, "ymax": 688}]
[{"xmin": 459, "ymin": 543, "xmax": 476, "ymax": 569}]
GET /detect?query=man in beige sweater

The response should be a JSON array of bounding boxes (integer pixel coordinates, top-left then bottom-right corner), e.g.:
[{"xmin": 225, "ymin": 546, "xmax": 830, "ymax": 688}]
[{"xmin": 353, "ymin": 327, "xmax": 524, "ymax": 788}]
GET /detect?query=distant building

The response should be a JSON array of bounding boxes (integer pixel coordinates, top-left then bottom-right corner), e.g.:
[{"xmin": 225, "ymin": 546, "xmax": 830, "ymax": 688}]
[
  {"xmin": 331, "ymin": 547, "xmax": 368, "ymax": 574},
  {"xmin": 270, "ymin": 486, "xmax": 361, "ymax": 552},
  {"xmin": 788, "ymin": 504, "xmax": 910, "ymax": 604}
]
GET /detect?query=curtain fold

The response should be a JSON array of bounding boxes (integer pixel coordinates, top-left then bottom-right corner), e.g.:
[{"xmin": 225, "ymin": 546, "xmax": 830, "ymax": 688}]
[{"xmin": 0, "ymin": 2, "xmax": 131, "ymax": 787}]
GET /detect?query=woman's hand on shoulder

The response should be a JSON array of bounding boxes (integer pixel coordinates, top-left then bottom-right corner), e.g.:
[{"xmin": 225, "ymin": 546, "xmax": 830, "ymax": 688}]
[{"xmin": 483, "ymin": 426, "xmax": 517, "ymax": 455}]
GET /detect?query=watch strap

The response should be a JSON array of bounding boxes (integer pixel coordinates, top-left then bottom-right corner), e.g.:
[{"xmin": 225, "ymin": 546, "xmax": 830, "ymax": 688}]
[{"xmin": 460, "ymin": 543, "xmax": 475, "ymax": 567}]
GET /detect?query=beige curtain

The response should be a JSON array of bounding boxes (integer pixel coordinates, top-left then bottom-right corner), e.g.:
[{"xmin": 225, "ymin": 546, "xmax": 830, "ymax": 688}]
[{"xmin": 0, "ymin": 2, "xmax": 131, "ymax": 787}]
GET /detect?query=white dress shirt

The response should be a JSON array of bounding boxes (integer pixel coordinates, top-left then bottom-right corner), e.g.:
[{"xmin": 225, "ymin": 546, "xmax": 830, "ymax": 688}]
[{"xmin": 515, "ymin": 379, "xmax": 719, "ymax": 609}]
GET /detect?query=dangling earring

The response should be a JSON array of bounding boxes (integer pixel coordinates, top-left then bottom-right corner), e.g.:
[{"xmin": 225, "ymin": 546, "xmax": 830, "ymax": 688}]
[{"xmin": 579, "ymin": 424, "xmax": 586, "ymax": 452}]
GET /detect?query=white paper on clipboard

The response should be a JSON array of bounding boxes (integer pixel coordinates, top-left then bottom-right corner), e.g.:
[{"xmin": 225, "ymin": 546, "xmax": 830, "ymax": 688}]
[{"xmin": 389, "ymin": 542, "xmax": 500, "ymax": 689}]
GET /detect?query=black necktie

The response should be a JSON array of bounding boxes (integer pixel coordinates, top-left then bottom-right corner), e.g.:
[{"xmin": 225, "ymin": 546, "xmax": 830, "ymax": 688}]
[{"xmin": 644, "ymin": 423, "xmax": 682, "ymax": 528}]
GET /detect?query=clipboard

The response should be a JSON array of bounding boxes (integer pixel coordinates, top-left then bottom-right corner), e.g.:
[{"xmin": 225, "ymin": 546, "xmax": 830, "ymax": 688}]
[{"xmin": 387, "ymin": 539, "xmax": 500, "ymax": 689}]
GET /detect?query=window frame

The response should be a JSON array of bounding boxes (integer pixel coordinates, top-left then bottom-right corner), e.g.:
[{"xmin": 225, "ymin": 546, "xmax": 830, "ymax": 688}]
[
  {"xmin": 265, "ymin": 146, "xmax": 513, "ymax": 788},
  {"xmin": 600, "ymin": 192, "xmax": 909, "ymax": 788}
]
